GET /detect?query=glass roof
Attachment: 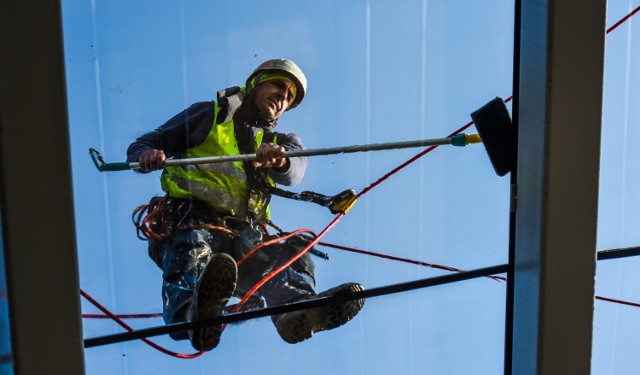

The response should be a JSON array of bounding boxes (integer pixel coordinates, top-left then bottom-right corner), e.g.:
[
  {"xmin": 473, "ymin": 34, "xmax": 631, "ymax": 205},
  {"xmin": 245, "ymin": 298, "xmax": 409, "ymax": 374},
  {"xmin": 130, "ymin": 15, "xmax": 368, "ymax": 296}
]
[
  {"xmin": 60, "ymin": 0, "xmax": 640, "ymax": 373},
  {"xmin": 592, "ymin": 1, "xmax": 640, "ymax": 373}
]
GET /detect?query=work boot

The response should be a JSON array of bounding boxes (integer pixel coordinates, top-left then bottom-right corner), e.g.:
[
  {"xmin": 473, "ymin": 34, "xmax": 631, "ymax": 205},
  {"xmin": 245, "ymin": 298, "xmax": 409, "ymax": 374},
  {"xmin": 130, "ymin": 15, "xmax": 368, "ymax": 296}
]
[
  {"xmin": 273, "ymin": 282, "xmax": 365, "ymax": 344},
  {"xmin": 189, "ymin": 253, "xmax": 238, "ymax": 351}
]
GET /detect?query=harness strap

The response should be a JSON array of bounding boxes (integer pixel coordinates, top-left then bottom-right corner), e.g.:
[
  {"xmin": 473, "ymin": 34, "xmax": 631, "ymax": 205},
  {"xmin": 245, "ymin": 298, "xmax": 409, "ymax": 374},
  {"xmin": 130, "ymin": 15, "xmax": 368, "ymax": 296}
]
[
  {"xmin": 241, "ymin": 130, "xmax": 276, "ymax": 224},
  {"xmin": 216, "ymin": 87, "xmax": 244, "ymax": 124}
]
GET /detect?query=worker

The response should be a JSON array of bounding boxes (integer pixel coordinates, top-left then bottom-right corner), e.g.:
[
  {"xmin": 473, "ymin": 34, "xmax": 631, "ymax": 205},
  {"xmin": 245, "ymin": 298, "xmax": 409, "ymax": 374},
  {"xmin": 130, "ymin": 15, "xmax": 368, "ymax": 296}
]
[{"xmin": 127, "ymin": 59, "xmax": 365, "ymax": 351}]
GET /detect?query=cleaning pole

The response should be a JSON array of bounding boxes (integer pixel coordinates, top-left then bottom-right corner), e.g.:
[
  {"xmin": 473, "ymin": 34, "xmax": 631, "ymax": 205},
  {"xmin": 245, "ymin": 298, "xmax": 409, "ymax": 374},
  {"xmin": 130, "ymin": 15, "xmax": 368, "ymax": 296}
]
[{"xmin": 89, "ymin": 133, "xmax": 482, "ymax": 172}]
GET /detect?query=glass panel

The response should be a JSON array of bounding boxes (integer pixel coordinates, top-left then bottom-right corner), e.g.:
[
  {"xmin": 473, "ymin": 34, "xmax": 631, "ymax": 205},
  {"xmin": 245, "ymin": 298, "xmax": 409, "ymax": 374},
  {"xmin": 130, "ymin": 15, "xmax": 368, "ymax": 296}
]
[
  {"xmin": 593, "ymin": 0, "xmax": 640, "ymax": 373},
  {"xmin": 62, "ymin": 0, "xmax": 513, "ymax": 373}
]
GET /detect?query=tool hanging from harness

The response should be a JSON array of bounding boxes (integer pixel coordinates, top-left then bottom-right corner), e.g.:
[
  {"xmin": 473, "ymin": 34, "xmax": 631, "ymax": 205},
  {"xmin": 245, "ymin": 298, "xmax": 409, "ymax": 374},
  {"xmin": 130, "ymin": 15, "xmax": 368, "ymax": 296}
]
[
  {"xmin": 260, "ymin": 185, "xmax": 358, "ymax": 215},
  {"xmin": 239, "ymin": 128, "xmax": 358, "ymax": 221}
]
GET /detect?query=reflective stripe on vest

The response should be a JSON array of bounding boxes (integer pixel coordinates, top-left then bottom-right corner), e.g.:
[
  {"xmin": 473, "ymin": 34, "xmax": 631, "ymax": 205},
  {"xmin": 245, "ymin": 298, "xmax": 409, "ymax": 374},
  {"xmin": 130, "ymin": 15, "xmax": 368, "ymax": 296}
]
[{"xmin": 160, "ymin": 101, "xmax": 275, "ymax": 218}]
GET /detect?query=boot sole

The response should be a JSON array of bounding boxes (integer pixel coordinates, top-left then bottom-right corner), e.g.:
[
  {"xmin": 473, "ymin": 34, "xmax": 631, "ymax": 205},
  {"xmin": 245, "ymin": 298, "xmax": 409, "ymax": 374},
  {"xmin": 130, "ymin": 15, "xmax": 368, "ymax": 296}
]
[
  {"xmin": 191, "ymin": 253, "xmax": 238, "ymax": 351},
  {"xmin": 278, "ymin": 282, "xmax": 365, "ymax": 344}
]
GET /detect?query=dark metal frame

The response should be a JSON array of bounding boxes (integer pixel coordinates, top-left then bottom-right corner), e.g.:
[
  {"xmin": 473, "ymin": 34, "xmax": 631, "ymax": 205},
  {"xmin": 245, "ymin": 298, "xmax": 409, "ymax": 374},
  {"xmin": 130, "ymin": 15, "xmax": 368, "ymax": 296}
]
[
  {"xmin": 510, "ymin": 1, "xmax": 605, "ymax": 374},
  {"xmin": 0, "ymin": 1, "xmax": 85, "ymax": 374}
]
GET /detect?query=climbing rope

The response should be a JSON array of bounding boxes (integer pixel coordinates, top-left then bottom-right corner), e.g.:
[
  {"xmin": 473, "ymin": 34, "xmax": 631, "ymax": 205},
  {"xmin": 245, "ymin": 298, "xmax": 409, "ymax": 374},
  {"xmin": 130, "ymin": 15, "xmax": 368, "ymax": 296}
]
[
  {"xmin": 82, "ymin": 312, "xmax": 161, "ymax": 319},
  {"xmin": 607, "ymin": 4, "xmax": 640, "ymax": 34},
  {"xmin": 132, "ymin": 196, "xmax": 235, "ymax": 241},
  {"xmin": 80, "ymin": 289, "xmax": 204, "ymax": 358},
  {"xmin": 596, "ymin": 296, "xmax": 640, "ymax": 308},
  {"xmin": 231, "ymin": 218, "xmax": 341, "ymax": 314},
  {"xmin": 317, "ymin": 242, "xmax": 507, "ymax": 282},
  {"xmin": 235, "ymin": 229, "xmax": 317, "ymax": 267}
]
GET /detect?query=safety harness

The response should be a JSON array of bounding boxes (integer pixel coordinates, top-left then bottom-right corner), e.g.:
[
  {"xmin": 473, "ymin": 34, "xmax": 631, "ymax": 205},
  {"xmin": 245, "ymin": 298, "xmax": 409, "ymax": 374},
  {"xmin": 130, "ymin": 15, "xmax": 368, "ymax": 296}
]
[{"xmin": 133, "ymin": 87, "xmax": 352, "ymax": 259}]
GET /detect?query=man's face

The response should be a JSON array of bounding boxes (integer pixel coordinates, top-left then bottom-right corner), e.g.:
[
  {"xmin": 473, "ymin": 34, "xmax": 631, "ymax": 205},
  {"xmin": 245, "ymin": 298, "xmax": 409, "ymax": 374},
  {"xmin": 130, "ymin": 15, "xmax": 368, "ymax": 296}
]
[{"xmin": 252, "ymin": 79, "xmax": 296, "ymax": 120}]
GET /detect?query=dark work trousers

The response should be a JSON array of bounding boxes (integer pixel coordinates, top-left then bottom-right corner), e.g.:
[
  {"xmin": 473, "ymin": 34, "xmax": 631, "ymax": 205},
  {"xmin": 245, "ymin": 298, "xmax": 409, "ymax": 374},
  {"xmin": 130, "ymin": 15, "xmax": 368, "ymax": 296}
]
[{"xmin": 149, "ymin": 227, "xmax": 316, "ymax": 341}]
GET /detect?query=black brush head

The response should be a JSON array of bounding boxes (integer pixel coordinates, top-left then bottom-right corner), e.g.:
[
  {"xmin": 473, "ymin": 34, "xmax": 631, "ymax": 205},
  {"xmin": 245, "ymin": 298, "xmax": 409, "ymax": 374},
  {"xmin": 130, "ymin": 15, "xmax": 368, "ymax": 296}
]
[{"xmin": 470, "ymin": 97, "xmax": 515, "ymax": 176}]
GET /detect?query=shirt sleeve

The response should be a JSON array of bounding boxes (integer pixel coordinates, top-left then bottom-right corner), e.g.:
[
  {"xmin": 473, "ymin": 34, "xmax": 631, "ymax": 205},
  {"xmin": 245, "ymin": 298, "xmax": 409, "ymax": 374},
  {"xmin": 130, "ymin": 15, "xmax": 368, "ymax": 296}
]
[
  {"xmin": 126, "ymin": 102, "xmax": 216, "ymax": 166},
  {"xmin": 269, "ymin": 131, "xmax": 308, "ymax": 186}
]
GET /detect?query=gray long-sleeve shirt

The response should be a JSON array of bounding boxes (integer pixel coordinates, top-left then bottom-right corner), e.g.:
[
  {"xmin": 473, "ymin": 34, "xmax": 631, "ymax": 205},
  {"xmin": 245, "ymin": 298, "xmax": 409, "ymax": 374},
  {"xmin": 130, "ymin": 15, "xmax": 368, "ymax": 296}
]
[{"xmin": 126, "ymin": 101, "xmax": 307, "ymax": 186}]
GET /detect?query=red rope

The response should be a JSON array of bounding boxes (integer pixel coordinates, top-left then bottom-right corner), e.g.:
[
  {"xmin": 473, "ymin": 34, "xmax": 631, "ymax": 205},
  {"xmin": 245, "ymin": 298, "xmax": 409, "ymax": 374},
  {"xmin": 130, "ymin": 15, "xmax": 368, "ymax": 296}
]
[
  {"xmin": 318, "ymin": 242, "xmax": 507, "ymax": 282},
  {"xmin": 607, "ymin": 4, "xmax": 640, "ymax": 34},
  {"xmin": 356, "ymin": 121, "xmax": 470, "ymax": 198},
  {"xmin": 596, "ymin": 295, "xmax": 640, "ymax": 308},
  {"xmin": 358, "ymin": 96, "xmax": 512, "ymax": 198},
  {"xmin": 80, "ymin": 289, "xmax": 204, "ymax": 359},
  {"xmin": 319, "ymin": 242, "xmax": 640, "ymax": 311},
  {"xmin": 82, "ymin": 313, "xmax": 162, "ymax": 319},
  {"xmin": 230, "ymin": 215, "xmax": 344, "ymax": 316},
  {"xmin": 236, "ymin": 229, "xmax": 317, "ymax": 267}
]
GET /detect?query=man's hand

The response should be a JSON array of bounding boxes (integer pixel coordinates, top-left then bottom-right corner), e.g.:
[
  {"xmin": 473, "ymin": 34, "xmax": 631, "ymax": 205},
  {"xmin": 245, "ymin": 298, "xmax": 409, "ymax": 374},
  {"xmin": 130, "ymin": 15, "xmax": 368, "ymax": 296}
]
[
  {"xmin": 253, "ymin": 143, "xmax": 287, "ymax": 169},
  {"xmin": 138, "ymin": 149, "xmax": 166, "ymax": 172}
]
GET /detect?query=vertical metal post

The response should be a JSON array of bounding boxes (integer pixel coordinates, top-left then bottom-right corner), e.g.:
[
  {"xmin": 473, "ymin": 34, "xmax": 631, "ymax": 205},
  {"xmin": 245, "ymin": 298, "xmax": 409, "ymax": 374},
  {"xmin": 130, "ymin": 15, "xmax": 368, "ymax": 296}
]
[
  {"xmin": 0, "ymin": 1, "xmax": 85, "ymax": 373},
  {"xmin": 512, "ymin": 0, "xmax": 605, "ymax": 373}
]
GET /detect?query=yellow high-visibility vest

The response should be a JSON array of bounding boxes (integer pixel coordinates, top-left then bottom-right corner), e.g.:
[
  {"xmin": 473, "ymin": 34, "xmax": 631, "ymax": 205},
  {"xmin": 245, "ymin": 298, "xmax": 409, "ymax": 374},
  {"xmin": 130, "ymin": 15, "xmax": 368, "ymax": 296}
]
[{"xmin": 160, "ymin": 100, "xmax": 275, "ymax": 219}]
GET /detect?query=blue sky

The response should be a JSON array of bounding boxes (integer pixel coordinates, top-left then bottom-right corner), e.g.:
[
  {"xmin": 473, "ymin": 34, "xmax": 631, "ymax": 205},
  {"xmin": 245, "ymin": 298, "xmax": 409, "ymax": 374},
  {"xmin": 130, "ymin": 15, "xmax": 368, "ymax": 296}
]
[{"xmin": 61, "ymin": 1, "xmax": 638, "ymax": 374}]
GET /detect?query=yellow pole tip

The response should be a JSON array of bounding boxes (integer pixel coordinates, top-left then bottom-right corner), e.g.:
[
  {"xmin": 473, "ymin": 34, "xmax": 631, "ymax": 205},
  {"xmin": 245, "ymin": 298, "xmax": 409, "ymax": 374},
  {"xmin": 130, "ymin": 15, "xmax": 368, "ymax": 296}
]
[{"xmin": 465, "ymin": 133, "xmax": 483, "ymax": 144}]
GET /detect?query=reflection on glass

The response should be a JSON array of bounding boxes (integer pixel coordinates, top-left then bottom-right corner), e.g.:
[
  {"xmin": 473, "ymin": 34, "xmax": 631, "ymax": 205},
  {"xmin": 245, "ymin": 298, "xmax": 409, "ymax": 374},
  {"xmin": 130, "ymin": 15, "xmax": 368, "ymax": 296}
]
[{"xmin": 592, "ymin": 2, "xmax": 640, "ymax": 373}]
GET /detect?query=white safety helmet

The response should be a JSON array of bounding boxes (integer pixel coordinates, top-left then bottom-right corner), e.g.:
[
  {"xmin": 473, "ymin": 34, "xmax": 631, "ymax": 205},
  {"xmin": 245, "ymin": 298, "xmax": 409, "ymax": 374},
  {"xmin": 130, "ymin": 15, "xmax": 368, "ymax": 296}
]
[{"xmin": 246, "ymin": 59, "xmax": 307, "ymax": 109}]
